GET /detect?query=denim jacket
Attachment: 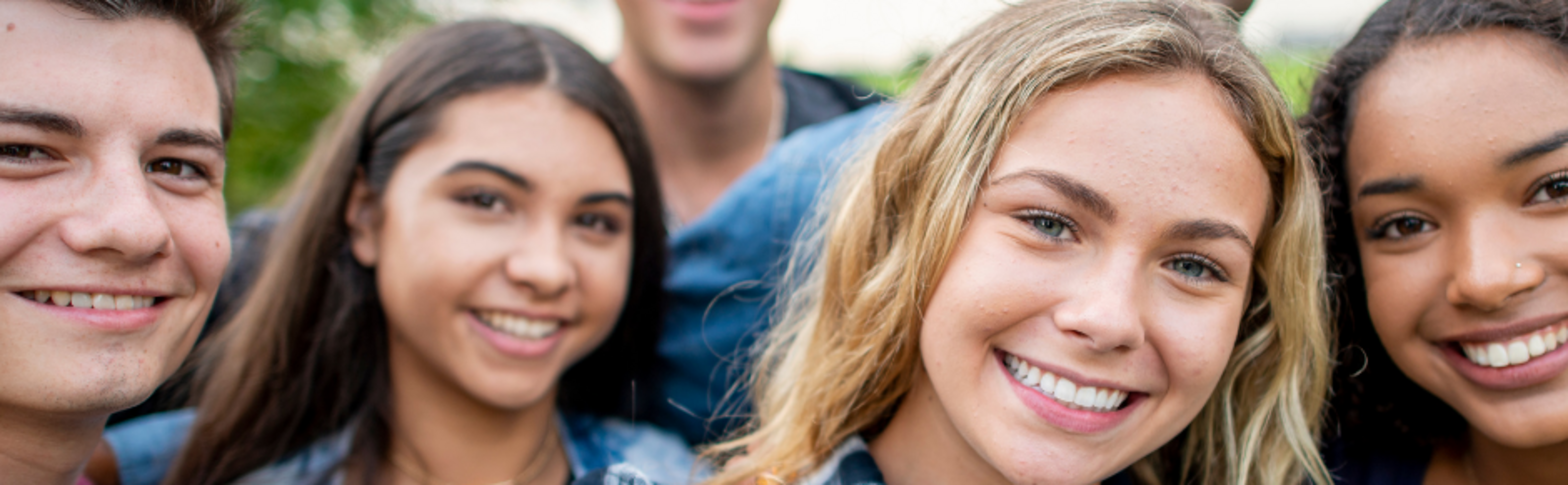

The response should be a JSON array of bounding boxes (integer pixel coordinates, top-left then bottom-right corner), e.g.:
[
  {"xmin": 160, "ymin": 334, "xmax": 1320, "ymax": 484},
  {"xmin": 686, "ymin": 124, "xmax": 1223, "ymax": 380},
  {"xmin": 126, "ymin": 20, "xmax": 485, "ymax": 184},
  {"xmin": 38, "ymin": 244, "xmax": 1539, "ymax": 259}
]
[
  {"xmin": 653, "ymin": 105, "xmax": 893, "ymax": 443},
  {"xmin": 104, "ymin": 409, "xmax": 701, "ymax": 485}
]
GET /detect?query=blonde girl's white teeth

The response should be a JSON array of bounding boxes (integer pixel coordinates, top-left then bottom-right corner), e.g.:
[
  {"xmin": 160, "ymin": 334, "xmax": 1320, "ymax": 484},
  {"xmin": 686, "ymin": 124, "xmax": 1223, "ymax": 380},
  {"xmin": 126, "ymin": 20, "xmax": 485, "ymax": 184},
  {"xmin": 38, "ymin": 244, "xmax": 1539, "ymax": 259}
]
[
  {"xmin": 1549, "ymin": 333, "xmax": 1560, "ymax": 351},
  {"xmin": 1558, "ymin": 326, "xmax": 1567, "ymax": 344},
  {"xmin": 1073, "ymin": 386, "xmax": 1096, "ymax": 407},
  {"xmin": 1053, "ymin": 379, "xmax": 1076, "ymax": 402},
  {"xmin": 1529, "ymin": 334, "xmax": 1546, "ymax": 357},
  {"xmin": 1094, "ymin": 389, "xmax": 1110, "ymax": 408},
  {"xmin": 1023, "ymin": 367, "xmax": 1041, "ymax": 387},
  {"xmin": 1039, "ymin": 371, "xmax": 1057, "ymax": 391}
]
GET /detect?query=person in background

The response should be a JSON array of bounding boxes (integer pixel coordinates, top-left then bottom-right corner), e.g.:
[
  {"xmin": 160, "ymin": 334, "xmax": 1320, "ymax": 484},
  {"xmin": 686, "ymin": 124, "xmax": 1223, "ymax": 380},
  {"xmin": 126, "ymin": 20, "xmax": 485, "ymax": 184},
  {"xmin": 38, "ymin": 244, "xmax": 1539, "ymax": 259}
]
[
  {"xmin": 1305, "ymin": 1, "xmax": 1568, "ymax": 483},
  {"xmin": 0, "ymin": 0, "xmax": 241, "ymax": 484},
  {"xmin": 607, "ymin": 0, "xmax": 882, "ymax": 444}
]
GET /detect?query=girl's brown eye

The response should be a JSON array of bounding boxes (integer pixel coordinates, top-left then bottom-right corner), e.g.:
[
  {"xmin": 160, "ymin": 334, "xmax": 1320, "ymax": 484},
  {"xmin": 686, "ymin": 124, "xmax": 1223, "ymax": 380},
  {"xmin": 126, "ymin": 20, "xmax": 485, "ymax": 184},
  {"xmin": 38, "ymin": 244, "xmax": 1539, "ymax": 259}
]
[
  {"xmin": 1368, "ymin": 215, "xmax": 1434, "ymax": 241},
  {"xmin": 1527, "ymin": 176, "xmax": 1568, "ymax": 205}
]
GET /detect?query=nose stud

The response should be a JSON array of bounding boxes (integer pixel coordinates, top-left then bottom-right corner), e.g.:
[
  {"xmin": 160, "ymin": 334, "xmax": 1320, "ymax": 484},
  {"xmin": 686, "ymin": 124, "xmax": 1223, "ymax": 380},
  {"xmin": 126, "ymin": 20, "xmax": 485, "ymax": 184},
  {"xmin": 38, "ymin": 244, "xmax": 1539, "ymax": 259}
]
[{"xmin": 1517, "ymin": 263, "xmax": 1524, "ymax": 268}]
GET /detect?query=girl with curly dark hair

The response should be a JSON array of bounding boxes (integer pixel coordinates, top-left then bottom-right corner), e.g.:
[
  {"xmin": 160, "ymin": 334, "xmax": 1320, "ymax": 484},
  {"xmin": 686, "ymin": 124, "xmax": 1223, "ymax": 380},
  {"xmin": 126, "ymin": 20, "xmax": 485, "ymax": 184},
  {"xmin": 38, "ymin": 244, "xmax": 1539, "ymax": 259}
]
[{"xmin": 1303, "ymin": 1, "xmax": 1568, "ymax": 483}]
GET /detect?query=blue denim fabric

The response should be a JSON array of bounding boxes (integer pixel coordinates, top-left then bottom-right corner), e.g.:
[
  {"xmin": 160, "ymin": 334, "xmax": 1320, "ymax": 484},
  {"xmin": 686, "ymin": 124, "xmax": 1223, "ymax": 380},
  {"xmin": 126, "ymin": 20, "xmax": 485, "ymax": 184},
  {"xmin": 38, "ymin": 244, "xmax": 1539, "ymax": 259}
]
[
  {"xmin": 652, "ymin": 105, "xmax": 893, "ymax": 444},
  {"xmin": 103, "ymin": 409, "xmax": 701, "ymax": 485}
]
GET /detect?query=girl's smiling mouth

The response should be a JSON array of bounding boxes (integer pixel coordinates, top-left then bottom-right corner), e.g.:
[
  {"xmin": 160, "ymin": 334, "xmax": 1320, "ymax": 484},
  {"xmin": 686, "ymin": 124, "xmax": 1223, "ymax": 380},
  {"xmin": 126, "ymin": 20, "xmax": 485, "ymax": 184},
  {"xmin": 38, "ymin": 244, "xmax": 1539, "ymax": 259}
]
[
  {"xmin": 468, "ymin": 310, "xmax": 569, "ymax": 358},
  {"xmin": 1441, "ymin": 319, "xmax": 1568, "ymax": 390},
  {"xmin": 996, "ymin": 350, "xmax": 1145, "ymax": 434}
]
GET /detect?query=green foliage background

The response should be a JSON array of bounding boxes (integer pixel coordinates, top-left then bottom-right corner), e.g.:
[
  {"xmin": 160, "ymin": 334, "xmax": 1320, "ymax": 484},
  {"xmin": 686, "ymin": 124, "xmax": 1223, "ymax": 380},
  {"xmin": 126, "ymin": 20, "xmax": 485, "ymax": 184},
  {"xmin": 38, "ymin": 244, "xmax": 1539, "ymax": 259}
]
[
  {"xmin": 224, "ymin": 0, "xmax": 429, "ymax": 214},
  {"xmin": 222, "ymin": 4, "xmax": 1327, "ymax": 214}
]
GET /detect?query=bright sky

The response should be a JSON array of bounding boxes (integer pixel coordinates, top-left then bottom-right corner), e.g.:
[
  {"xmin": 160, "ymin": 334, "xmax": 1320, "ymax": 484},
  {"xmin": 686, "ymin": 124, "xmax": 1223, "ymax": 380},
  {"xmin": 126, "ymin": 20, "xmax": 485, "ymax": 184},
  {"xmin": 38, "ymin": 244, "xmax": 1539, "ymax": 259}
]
[{"xmin": 425, "ymin": 0, "xmax": 1387, "ymax": 73}]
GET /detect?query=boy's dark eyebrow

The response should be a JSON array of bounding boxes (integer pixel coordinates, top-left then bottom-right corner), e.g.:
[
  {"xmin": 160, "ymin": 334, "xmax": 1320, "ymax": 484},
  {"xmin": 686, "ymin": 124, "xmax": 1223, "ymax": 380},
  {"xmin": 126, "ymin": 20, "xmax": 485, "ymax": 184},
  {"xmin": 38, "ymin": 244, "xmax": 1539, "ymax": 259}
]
[
  {"xmin": 0, "ymin": 105, "xmax": 83, "ymax": 137},
  {"xmin": 990, "ymin": 169, "xmax": 1118, "ymax": 222},
  {"xmin": 443, "ymin": 160, "xmax": 532, "ymax": 191},
  {"xmin": 1502, "ymin": 128, "xmax": 1568, "ymax": 169},
  {"xmin": 156, "ymin": 128, "xmax": 225, "ymax": 153}
]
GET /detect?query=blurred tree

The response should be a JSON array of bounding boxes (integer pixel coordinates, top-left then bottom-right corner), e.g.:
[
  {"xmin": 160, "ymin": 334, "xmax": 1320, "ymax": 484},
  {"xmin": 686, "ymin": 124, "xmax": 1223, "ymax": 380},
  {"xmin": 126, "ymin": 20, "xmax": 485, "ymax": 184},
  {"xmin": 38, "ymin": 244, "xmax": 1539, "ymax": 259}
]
[{"xmin": 224, "ymin": 0, "xmax": 430, "ymax": 214}]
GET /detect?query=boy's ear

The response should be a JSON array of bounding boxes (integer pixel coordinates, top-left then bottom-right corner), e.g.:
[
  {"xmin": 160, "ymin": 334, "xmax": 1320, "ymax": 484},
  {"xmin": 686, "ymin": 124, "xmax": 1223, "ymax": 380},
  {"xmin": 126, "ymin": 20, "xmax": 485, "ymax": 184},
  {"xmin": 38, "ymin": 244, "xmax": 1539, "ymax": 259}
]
[{"xmin": 345, "ymin": 170, "xmax": 382, "ymax": 267}]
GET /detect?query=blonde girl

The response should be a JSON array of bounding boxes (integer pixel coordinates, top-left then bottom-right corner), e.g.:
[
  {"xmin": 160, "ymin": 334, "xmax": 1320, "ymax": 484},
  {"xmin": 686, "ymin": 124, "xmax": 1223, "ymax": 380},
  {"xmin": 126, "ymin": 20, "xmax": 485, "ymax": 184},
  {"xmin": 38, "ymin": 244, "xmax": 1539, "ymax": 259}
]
[{"xmin": 703, "ymin": 0, "xmax": 1333, "ymax": 483}]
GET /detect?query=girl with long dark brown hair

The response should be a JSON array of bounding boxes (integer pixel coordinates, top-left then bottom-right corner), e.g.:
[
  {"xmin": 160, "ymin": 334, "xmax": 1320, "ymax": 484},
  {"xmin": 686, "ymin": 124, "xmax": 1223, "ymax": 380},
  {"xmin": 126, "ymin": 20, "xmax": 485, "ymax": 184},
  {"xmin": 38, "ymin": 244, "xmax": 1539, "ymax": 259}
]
[
  {"xmin": 1306, "ymin": 1, "xmax": 1568, "ymax": 483},
  {"xmin": 97, "ymin": 20, "xmax": 694, "ymax": 485}
]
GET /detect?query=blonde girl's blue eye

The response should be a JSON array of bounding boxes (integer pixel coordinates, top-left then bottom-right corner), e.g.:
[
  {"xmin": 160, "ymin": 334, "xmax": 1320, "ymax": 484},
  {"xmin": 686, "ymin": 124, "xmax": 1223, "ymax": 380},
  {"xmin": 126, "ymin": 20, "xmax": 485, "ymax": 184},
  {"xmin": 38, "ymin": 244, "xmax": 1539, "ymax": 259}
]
[
  {"xmin": 1166, "ymin": 254, "xmax": 1228, "ymax": 283},
  {"xmin": 1033, "ymin": 217, "xmax": 1067, "ymax": 237},
  {"xmin": 1018, "ymin": 210, "xmax": 1076, "ymax": 241}
]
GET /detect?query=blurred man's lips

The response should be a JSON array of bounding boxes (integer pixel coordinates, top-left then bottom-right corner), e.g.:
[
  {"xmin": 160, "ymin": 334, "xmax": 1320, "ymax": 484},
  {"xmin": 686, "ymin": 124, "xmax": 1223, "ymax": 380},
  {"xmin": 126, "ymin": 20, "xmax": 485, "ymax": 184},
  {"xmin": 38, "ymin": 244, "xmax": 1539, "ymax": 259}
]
[{"xmin": 661, "ymin": 0, "xmax": 740, "ymax": 23}]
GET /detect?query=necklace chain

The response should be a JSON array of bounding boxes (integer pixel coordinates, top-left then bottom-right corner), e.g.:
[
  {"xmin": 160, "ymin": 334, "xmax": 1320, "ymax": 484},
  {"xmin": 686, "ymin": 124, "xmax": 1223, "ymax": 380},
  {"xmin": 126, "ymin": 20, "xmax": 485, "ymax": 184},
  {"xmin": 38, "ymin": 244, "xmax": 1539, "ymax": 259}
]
[{"xmin": 389, "ymin": 422, "xmax": 560, "ymax": 485}]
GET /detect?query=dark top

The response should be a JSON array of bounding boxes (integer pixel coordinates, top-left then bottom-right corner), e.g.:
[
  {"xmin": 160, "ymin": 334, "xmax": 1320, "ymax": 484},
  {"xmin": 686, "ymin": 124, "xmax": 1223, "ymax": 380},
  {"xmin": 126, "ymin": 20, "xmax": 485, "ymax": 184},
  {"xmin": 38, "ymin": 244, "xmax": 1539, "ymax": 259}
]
[{"xmin": 1324, "ymin": 438, "xmax": 1430, "ymax": 485}]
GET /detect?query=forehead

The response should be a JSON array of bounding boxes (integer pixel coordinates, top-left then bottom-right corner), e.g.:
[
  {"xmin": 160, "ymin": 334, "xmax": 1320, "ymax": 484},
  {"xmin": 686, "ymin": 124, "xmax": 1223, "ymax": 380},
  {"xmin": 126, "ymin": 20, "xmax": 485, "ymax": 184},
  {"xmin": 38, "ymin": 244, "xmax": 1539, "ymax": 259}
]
[
  {"xmin": 0, "ymin": 1, "xmax": 221, "ymax": 138},
  {"xmin": 396, "ymin": 86, "xmax": 631, "ymax": 192},
  {"xmin": 993, "ymin": 71, "xmax": 1269, "ymax": 233},
  {"xmin": 1348, "ymin": 29, "xmax": 1568, "ymax": 186}
]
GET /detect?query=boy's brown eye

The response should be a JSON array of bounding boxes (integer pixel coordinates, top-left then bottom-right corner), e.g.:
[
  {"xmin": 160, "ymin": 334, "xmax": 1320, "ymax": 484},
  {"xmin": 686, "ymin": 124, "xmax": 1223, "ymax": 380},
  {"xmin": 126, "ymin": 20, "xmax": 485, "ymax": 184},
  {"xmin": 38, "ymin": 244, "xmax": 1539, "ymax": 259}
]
[
  {"xmin": 146, "ymin": 159, "xmax": 200, "ymax": 178},
  {"xmin": 0, "ymin": 144, "xmax": 51, "ymax": 160}
]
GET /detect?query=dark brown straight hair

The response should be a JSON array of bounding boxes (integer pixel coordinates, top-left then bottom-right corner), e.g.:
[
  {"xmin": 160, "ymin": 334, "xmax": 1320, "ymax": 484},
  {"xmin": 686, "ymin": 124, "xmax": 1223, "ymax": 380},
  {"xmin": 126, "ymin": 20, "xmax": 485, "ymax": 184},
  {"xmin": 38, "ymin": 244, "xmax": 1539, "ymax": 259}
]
[
  {"xmin": 52, "ymin": 0, "xmax": 244, "ymax": 138},
  {"xmin": 166, "ymin": 20, "xmax": 665, "ymax": 485},
  {"xmin": 1303, "ymin": 0, "xmax": 1568, "ymax": 458}
]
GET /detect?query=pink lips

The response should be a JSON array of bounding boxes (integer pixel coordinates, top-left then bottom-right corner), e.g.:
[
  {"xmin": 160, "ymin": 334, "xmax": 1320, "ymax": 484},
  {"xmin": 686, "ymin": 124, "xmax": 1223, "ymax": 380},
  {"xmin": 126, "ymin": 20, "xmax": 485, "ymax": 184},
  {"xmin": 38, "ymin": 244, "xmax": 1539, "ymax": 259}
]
[
  {"xmin": 468, "ymin": 312, "xmax": 563, "ymax": 358},
  {"xmin": 998, "ymin": 353, "xmax": 1142, "ymax": 434},
  {"xmin": 660, "ymin": 0, "xmax": 740, "ymax": 24}
]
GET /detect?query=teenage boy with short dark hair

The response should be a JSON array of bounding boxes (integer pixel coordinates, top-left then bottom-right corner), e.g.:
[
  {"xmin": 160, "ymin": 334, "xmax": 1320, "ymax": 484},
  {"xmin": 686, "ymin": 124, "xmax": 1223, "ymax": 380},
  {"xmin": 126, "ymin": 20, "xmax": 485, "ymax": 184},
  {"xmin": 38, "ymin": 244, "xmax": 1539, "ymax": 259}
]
[{"xmin": 0, "ymin": 1, "xmax": 242, "ymax": 483}]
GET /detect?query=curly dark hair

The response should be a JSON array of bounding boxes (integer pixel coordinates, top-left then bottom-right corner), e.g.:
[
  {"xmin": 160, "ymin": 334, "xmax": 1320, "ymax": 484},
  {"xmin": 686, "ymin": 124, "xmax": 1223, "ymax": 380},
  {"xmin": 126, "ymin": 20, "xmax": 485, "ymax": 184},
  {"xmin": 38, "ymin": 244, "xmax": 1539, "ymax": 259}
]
[{"xmin": 1301, "ymin": 0, "xmax": 1568, "ymax": 458}]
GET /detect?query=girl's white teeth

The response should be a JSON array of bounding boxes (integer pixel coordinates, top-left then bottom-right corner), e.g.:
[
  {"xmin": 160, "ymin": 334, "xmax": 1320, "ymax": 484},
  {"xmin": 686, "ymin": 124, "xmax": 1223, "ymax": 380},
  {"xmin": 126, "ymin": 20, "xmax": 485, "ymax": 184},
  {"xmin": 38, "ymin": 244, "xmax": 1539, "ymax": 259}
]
[
  {"xmin": 21, "ymin": 291, "xmax": 155, "ymax": 310},
  {"xmin": 1461, "ymin": 323, "xmax": 1568, "ymax": 369},
  {"xmin": 1004, "ymin": 353, "xmax": 1127, "ymax": 413},
  {"xmin": 477, "ymin": 311, "xmax": 561, "ymax": 340}
]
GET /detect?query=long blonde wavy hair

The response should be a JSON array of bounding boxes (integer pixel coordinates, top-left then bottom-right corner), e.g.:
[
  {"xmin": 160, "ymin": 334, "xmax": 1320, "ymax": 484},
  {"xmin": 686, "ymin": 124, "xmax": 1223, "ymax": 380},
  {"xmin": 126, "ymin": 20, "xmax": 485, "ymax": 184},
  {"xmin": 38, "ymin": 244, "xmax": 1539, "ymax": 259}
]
[{"xmin": 701, "ymin": 1, "xmax": 1332, "ymax": 484}]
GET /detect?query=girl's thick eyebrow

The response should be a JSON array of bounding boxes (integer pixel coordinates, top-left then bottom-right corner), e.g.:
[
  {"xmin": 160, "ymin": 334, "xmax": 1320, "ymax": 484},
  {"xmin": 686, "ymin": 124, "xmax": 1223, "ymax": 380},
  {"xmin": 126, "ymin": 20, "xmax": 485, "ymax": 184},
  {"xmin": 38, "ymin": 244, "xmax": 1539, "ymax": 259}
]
[
  {"xmin": 1502, "ymin": 128, "xmax": 1568, "ymax": 169},
  {"xmin": 1356, "ymin": 175, "xmax": 1422, "ymax": 200},
  {"xmin": 581, "ymin": 192, "xmax": 631, "ymax": 206},
  {"xmin": 443, "ymin": 160, "xmax": 532, "ymax": 191}
]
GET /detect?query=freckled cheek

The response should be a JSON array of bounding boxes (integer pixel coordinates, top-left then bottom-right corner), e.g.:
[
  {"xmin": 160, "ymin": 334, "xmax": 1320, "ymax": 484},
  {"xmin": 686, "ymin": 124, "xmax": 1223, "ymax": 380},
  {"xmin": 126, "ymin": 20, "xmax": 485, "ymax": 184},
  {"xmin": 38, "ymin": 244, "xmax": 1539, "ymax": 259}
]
[{"xmin": 1150, "ymin": 314, "xmax": 1238, "ymax": 393}]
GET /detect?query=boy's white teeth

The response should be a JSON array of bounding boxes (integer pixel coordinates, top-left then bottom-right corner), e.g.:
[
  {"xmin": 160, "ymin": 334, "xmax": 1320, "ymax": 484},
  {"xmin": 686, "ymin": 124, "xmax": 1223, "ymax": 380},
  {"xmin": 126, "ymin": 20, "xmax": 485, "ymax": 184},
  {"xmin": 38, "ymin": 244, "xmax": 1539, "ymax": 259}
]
[
  {"xmin": 1461, "ymin": 323, "xmax": 1568, "ymax": 369},
  {"xmin": 1004, "ymin": 352, "xmax": 1127, "ymax": 413},
  {"xmin": 20, "ymin": 291, "xmax": 155, "ymax": 310},
  {"xmin": 477, "ymin": 311, "xmax": 561, "ymax": 340}
]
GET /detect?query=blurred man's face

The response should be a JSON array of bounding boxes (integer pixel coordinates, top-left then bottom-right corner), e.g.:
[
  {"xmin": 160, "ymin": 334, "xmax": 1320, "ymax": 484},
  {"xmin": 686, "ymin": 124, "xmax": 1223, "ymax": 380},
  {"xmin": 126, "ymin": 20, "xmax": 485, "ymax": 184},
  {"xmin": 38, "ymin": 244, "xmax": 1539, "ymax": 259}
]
[
  {"xmin": 616, "ymin": 0, "xmax": 782, "ymax": 84},
  {"xmin": 0, "ymin": 0, "xmax": 230, "ymax": 419}
]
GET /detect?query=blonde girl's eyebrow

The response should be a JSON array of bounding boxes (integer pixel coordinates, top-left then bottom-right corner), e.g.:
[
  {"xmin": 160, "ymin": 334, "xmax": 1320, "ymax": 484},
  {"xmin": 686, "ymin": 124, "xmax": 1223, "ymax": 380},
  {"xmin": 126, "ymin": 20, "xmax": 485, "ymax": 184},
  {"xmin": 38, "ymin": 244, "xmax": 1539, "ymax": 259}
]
[
  {"xmin": 1162, "ymin": 218, "xmax": 1254, "ymax": 252},
  {"xmin": 990, "ymin": 169, "xmax": 1118, "ymax": 222}
]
